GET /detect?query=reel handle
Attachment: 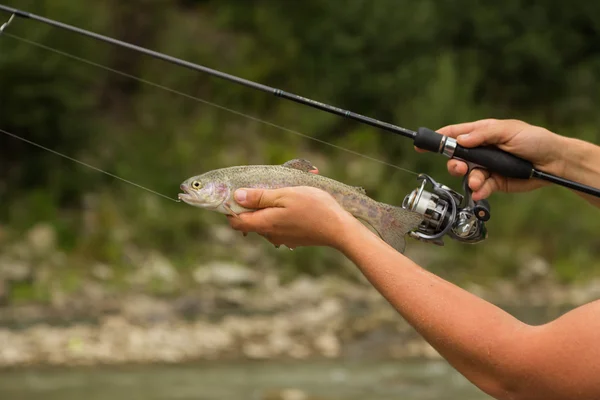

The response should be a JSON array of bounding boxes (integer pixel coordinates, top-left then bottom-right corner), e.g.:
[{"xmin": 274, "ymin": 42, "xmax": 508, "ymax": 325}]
[{"xmin": 474, "ymin": 199, "xmax": 491, "ymax": 222}]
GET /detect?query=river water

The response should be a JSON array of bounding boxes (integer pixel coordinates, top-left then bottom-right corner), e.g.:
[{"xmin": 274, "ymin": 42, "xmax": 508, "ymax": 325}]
[
  {"xmin": 0, "ymin": 359, "xmax": 492, "ymax": 400},
  {"xmin": 0, "ymin": 305, "xmax": 572, "ymax": 399}
]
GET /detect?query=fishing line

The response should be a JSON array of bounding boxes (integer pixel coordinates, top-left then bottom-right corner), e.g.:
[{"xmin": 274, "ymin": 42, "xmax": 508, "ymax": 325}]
[
  {"xmin": 3, "ymin": 32, "xmax": 418, "ymax": 177},
  {"xmin": 2, "ymin": 5, "xmax": 599, "ymax": 199},
  {"xmin": 0, "ymin": 127, "xmax": 180, "ymax": 203}
]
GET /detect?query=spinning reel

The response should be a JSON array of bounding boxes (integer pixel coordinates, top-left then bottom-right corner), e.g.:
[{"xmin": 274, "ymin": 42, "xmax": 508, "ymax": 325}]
[{"xmin": 402, "ymin": 171, "xmax": 491, "ymax": 246}]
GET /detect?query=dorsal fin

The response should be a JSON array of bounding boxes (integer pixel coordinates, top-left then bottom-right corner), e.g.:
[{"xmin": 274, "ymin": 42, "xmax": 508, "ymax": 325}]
[
  {"xmin": 282, "ymin": 159, "xmax": 319, "ymax": 174},
  {"xmin": 282, "ymin": 159, "xmax": 364, "ymax": 193},
  {"xmin": 353, "ymin": 186, "xmax": 367, "ymax": 195}
]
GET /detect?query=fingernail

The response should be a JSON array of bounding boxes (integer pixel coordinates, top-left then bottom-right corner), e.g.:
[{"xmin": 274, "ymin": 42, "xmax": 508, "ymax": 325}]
[
  {"xmin": 235, "ymin": 189, "xmax": 247, "ymax": 202},
  {"xmin": 457, "ymin": 134, "xmax": 470, "ymax": 142}
]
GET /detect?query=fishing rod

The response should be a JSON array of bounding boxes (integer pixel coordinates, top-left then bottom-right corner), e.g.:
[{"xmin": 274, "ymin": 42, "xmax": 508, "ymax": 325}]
[{"xmin": 1, "ymin": 4, "xmax": 598, "ymax": 247}]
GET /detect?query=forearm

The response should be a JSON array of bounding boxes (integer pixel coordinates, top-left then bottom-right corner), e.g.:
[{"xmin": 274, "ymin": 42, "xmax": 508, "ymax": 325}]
[
  {"xmin": 559, "ymin": 136, "xmax": 600, "ymax": 208},
  {"xmin": 335, "ymin": 220, "xmax": 536, "ymax": 399}
]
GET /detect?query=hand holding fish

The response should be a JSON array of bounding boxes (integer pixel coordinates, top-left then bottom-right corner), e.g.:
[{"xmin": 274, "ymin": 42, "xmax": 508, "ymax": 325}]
[
  {"xmin": 226, "ymin": 186, "xmax": 361, "ymax": 250},
  {"xmin": 179, "ymin": 159, "xmax": 423, "ymax": 253}
]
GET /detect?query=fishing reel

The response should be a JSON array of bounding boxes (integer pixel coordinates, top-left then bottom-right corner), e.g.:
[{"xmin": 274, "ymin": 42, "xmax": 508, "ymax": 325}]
[{"xmin": 402, "ymin": 172, "xmax": 491, "ymax": 246}]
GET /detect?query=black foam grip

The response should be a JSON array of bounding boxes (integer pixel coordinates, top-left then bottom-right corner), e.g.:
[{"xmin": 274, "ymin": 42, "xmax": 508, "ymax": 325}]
[
  {"xmin": 414, "ymin": 127, "xmax": 444, "ymax": 152},
  {"xmin": 453, "ymin": 145, "xmax": 533, "ymax": 179}
]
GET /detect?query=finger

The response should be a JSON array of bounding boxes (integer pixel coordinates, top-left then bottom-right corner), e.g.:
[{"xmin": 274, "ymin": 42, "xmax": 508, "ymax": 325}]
[
  {"xmin": 467, "ymin": 168, "xmax": 491, "ymax": 192},
  {"xmin": 447, "ymin": 159, "xmax": 468, "ymax": 177},
  {"xmin": 261, "ymin": 232, "xmax": 272, "ymax": 243},
  {"xmin": 227, "ymin": 211, "xmax": 266, "ymax": 233},
  {"xmin": 227, "ymin": 214, "xmax": 243, "ymax": 230},
  {"xmin": 419, "ymin": 118, "xmax": 503, "ymax": 154},
  {"xmin": 456, "ymin": 119, "xmax": 525, "ymax": 149},
  {"xmin": 418, "ymin": 119, "xmax": 497, "ymax": 152},
  {"xmin": 436, "ymin": 119, "xmax": 498, "ymax": 138},
  {"xmin": 229, "ymin": 207, "xmax": 289, "ymax": 237},
  {"xmin": 472, "ymin": 176, "xmax": 501, "ymax": 201},
  {"xmin": 226, "ymin": 215, "xmax": 250, "ymax": 236},
  {"xmin": 234, "ymin": 188, "xmax": 287, "ymax": 209},
  {"xmin": 259, "ymin": 233, "xmax": 283, "ymax": 248}
]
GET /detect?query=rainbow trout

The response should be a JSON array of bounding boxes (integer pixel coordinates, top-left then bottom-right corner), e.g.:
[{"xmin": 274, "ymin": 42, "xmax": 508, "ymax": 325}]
[{"xmin": 178, "ymin": 159, "xmax": 423, "ymax": 253}]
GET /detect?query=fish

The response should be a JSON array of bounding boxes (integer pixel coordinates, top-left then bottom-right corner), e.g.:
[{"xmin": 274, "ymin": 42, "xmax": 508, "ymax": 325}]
[{"xmin": 178, "ymin": 159, "xmax": 424, "ymax": 253}]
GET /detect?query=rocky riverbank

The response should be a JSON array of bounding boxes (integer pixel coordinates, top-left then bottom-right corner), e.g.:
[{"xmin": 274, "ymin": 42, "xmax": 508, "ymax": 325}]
[
  {"xmin": 0, "ymin": 272, "xmax": 432, "ymax": 368},
  {"xmin": 1, "ymin": 224, "xmax": 598, "ymax": 368},
  {"xmin": 1, "ymin": 267, "xmax": 598, "ymax": 368}
]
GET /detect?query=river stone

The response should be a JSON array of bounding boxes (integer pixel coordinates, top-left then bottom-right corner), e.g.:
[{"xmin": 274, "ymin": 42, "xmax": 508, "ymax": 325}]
[
  {"xmin": 192, "ymin": 262, "xmax": 259, "ymax": 287},
  {"xmin": 0, "ymin": 258, "xmax": 31, "ymax": 282},
  {"xmin": 91, "ymin": 263, "xmax": 114, "ymax": 281},
  {"xmin": 128, "ymin": 252, "xmax": 178, "ymax": 287},
  {"xmin": 26, "ymin": 223, "xmax": 56, "ymax": 255},
  {"xmin": 518, "ymin": 256, "xmax": 552, "ymax": 285}
]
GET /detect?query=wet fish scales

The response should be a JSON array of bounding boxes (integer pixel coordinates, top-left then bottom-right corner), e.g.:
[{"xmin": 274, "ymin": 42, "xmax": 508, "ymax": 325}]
[{"xmin": 179, "ymin": 160, "xmax": 423, "ymax": 253}]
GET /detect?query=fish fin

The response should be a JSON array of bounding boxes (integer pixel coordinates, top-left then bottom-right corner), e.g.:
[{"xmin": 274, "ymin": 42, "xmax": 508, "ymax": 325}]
[
  {"xmin": 353, "ymin": 186, "xmax": 367, "ymax": 195},
  {"xmin": 223, "ymin": 202, "xmax": 240, "ymax": 218},
  {"xmin": 360, "ymin": 205, "xmax": 423, "ymax": 254},
  {"xmin": 282, "ymin": 158, "xmax": 319, "ymax": 174},
  {"xmin": 356, "ymin": 217, "xmax": 382, "ymax": 239},
  {"xmin": 381, "ymin": 206, "xmax": 423, "ymax": 253}
]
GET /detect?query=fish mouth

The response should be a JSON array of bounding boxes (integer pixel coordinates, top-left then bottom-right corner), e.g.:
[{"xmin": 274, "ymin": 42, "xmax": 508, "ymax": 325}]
[
  {"xmin": 178, "ymin": 184, "xmax": 194, "ymax": 203},
  {"xmin": 178, "ymin": 193, "xmax": 192, "ymax": 201}
]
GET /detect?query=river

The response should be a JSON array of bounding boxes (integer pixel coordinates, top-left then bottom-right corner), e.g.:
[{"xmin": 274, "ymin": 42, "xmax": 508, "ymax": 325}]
[
  {"xmin": 0, "ymin": 359, "xmax": 493, "ymax": 400},
  {"xmin": 0, "ymin": 301, "xmax": 573, "ymax": 399}
]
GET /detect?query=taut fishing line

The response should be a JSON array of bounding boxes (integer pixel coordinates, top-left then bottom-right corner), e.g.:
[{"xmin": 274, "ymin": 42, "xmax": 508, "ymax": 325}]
[
  {"xmin": 0, "ymin": 127, "xmax": 180, "ymax": 203},
  {"xmin": 0, "ymin": 32, "xmax": 418, "ymax": 203}
]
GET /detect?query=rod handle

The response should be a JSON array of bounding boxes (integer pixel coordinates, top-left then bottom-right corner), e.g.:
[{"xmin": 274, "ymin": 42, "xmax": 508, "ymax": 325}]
[{"xmin": 414, "ymin": 127, "xmax": 533, "ymax": 179}]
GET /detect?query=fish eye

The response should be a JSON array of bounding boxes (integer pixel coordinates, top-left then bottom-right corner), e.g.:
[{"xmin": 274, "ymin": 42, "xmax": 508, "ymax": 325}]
[{"xmin": 192, "ymin": 181, "xmax": 202, "ymax": 189}]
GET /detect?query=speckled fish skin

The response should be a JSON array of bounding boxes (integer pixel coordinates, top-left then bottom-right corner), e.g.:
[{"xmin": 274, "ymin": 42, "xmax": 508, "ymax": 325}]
[{"xmin": 178, "ymin": 161, "xmax": 423, "ymax": 253}]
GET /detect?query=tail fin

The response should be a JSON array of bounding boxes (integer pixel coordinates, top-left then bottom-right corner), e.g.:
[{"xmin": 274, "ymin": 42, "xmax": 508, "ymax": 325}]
[{"xmin": 357, "ymin": 205, "xmax": 423, "ymax": 254}]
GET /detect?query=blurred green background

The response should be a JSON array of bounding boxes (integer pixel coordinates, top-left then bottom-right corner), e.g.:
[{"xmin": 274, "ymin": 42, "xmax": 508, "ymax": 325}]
[
  {"xmin": 1, "ymin": 0, "xmax": 598, "ymax": 296},
  {"xmin": 0, "ymin": 1, "xmax": 599, "ymax": 398}
]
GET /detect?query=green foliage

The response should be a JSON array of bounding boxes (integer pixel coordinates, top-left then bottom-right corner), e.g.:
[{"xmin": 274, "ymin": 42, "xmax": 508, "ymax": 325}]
[{"xmin": 1, "ymin": 0, "xmax": 599, "ymax": 302}]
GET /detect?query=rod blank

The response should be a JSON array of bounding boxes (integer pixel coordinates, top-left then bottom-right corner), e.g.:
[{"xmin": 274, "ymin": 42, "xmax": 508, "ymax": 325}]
[
  {"xmin": 0, "ymin": 4, "xmax": 416, "ymax": 139},
  {"xmin": 1, "ymin": 3, "xmax": 599, "ymax": 199}
]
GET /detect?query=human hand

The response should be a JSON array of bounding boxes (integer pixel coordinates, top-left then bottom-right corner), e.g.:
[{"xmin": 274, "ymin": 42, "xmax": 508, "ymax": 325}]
[
  {"xmin": 226, "ymin": 186, "xmax": 358, "ymax": 250},
  {"xmin": 422, "ymin": 119, "xmax": 568, "ymax": 201}
]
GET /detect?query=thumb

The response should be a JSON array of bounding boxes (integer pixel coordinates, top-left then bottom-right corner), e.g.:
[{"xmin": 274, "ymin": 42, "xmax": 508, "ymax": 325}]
[{"xmin": 234, "ymin": 188, "xmax": 285, "ymax": 209}]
